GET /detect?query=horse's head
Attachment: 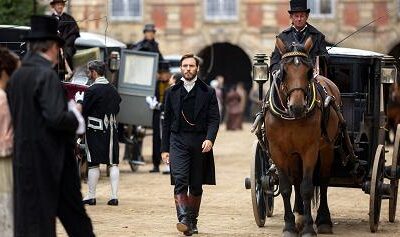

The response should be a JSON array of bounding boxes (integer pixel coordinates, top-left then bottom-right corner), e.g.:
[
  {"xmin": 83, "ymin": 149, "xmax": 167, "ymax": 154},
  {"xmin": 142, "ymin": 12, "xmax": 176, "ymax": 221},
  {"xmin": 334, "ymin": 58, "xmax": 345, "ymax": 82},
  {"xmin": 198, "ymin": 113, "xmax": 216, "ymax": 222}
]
[{"xmin": 276, "ymin": 37, "xmax": 314, "ymax": 118}]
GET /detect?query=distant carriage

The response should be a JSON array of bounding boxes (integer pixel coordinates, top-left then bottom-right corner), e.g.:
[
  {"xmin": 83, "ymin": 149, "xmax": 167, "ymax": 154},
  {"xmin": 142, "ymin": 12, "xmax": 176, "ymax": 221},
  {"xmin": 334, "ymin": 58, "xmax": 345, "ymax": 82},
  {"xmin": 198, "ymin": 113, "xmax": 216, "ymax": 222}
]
[{"xmin": 245, "ymin": 45, "xmax": 400, "ymax": 234}]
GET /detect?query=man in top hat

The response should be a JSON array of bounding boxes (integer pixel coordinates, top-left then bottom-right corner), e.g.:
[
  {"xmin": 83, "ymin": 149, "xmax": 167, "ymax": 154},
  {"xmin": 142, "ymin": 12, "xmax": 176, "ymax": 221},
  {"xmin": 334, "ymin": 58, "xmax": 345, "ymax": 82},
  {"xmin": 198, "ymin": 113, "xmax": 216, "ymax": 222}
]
[
  {"xmin": 124, "ymin": 23, "xmax": 164, "ymax": 172},
  {"xmin": 270, "ymin": 0, "xmax": 328, "ymax": 76},
  {"xmin": 50, "ymin": 0, "xmax": 80, "ymax": 80},
  {"xmin": 131, "ymin": 23, "xmax": 164, "ymax": 61},
  {"xmin": 6, "ymin": 15, "xmax": 94, "ymax": 237}
]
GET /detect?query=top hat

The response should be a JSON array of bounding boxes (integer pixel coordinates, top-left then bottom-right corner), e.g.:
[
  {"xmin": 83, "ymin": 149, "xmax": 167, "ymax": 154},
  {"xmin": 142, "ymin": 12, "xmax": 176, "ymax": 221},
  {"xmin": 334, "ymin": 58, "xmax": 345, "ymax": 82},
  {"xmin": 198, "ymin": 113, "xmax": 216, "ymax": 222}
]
[
  {"xmin": 158, "ymin": 60, "xmax": 170, "ymax": 72},
  {"xmin": 24, "ymin": 15, "xmax": 65, "ymax": 46},
  {"xmin": 288, "ymin": 0, "xmax": 310, "ymax": 14},
  {"xmin": 50, "ymin": 0, "xmax": 67, "ymax": 5},
  {"xmin": 143, "ymin": 24, "xmax": 156, "ymax": 33}
]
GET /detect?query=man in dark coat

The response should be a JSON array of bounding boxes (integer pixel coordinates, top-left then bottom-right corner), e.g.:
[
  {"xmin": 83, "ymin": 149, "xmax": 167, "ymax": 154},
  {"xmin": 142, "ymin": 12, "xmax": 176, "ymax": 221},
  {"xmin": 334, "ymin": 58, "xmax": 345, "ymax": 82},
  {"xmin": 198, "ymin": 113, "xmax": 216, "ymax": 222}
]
[
  {"xmin": 148, "ymin": 61, "xmax": 171, "ymax": 173},
  {"xmin": 270, "ymin": 0, "xmax": 328, "ymax": 76},
  {"xmin": 50, "ymin": 0, "xmax": 80, "ymax": 80},
  {"xmin": 161, "ymin": 54, "xmax": 220, "ymax": 236},
  {"xmin": 126, "ymin": 23, "xmax": 164, "ymax": 171},
  {"xmin": 77, "ymin": 60, "xmax": 122, "ymax": 206},
  {"xmin": 131, "ymin": 24, "xmax": 164, "ymax": 61},
  {"xmin": 6, "ymin": 15, "xmax": 94, "ymax": 237}
]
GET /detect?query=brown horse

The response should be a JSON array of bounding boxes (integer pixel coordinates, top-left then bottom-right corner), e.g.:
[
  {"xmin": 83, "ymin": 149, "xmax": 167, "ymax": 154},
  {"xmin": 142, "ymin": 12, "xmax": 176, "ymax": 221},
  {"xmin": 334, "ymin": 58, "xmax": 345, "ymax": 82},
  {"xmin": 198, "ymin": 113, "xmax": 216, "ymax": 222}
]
[{"xmin": 265, "ymin": 37, "xmax": 341, "ymax": 236}]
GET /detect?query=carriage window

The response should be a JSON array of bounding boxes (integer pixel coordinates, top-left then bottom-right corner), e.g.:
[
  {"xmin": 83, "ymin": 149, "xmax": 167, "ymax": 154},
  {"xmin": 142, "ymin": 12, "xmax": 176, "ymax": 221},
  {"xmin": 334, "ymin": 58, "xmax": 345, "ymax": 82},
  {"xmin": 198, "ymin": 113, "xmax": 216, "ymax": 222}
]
[
  {"xmin": 204, "ymin": 0, "xmax": 238, "ymax": 21},
  {"xmin": 110, "ymin": 0, "xmax": 142, "ymax": 21},
  {"xmin": 307, "ymin": 0, "xmax": 334, "ymax": 18},
  {"xmin": 328, "ymin": 64, "xmax": 351, "ymax": 93}
]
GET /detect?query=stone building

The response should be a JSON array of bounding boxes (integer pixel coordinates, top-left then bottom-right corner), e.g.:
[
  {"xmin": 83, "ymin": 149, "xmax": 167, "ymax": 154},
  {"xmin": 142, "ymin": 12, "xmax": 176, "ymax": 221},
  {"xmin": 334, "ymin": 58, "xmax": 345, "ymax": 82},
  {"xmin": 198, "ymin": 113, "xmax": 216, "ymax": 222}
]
[{"xmin": 62, "ymin": 0, "xmax": 400, "ymax": 85}]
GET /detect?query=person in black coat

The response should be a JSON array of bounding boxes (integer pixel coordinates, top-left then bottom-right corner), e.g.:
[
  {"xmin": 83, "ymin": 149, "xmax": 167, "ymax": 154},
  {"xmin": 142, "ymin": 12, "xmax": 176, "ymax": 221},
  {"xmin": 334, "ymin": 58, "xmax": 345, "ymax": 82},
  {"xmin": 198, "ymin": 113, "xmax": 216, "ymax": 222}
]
[
  {"xmin": 77, "ymin": 60, "xmax": 122, "ymax": 206},
  {"xmin": 50, "ymin": 0, "xmax": 80, "ymax": 80},
  {"xmin": 6, "ymin": 15, "xmax": 93, "ymax": 237},
  {"xmin": 131, "ymin": 24, "xmax": 164, "ymax": 61},
  {"xmin": 270, "ymin": 0, "xmax": 328, "ymax": 76},
  {"xmin": 161, "ymin": 54, "xmax": 220, "ymax": 236}
]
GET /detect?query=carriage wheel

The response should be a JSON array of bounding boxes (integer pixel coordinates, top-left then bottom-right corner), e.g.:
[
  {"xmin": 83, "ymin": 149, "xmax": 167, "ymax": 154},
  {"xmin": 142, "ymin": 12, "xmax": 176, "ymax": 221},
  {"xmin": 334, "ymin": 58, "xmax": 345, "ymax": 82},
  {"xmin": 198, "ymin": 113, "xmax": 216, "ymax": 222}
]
[
  {"xmin": 250, "ymin": 140, "xmax": 269, "ymax": 227},
  {"xmin": 389, "ymin": 124, "xmax": 400, "ymax": 222},
  {"xmin": 369, "ymin": 144, "xmax": 385, "ymax": 233}
]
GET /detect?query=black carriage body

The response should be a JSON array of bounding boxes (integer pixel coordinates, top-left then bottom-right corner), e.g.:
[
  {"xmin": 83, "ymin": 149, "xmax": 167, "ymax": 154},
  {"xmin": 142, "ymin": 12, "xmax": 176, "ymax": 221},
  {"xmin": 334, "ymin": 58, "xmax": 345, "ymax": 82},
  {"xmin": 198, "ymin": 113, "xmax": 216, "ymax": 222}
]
[{"xmin": 322, "ymin": 48, "xmax": 397, "ymax": 187}]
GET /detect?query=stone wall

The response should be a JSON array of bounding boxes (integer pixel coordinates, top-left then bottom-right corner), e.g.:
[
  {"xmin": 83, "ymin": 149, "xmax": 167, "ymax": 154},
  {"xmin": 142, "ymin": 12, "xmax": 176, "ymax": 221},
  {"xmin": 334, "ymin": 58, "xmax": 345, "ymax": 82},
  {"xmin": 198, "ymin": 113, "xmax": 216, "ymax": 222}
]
[{"xmin": 66, "ymin": 0, "xmax": 400, "ymax": 57}]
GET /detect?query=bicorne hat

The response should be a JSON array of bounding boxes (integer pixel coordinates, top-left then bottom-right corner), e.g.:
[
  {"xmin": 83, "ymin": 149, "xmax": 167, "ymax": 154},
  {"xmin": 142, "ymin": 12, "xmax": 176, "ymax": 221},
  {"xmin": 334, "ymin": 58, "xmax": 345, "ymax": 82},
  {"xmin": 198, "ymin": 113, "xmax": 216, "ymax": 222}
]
[
  {"xmin": 24, "ymin": 15, "xmax": 65, "ymax": 46},
  {"xmin": 143, "ymin": 24, "xmax": 156, "ymax": 33},
  {"xmin": 50, "ymin": 0, "xmax": 67, "ymax": 5},
  {"xmin": 288, "ymin": 0, "xmax": 310, "ymax": 14}
]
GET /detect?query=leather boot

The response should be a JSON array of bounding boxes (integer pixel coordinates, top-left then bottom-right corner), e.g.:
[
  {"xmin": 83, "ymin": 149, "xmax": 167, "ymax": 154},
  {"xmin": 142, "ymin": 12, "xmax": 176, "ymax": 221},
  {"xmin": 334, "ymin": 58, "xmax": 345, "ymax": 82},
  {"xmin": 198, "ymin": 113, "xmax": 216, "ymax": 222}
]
[
  {"xmin": 188, "ymin": 194, "xmax": 202, "ymax": 234},
  {"xmin": 174, "ymin": 194, "xmax": 191, "ymax": 235}
]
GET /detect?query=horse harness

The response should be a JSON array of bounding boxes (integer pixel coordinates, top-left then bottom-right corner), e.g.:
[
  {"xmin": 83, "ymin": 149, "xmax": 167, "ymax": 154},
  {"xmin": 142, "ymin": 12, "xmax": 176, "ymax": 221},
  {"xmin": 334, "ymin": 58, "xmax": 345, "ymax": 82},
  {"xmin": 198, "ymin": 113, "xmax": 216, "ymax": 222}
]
[{"xmin": 263, "ymin": 50, "xmax": 334, "ymax": 141}]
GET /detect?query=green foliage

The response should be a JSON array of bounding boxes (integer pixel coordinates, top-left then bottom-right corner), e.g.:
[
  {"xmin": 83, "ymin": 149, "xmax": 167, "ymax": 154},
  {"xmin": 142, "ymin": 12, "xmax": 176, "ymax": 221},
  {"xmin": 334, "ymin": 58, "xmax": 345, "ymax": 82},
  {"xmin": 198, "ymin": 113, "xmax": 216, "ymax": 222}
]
[{"xmin": 0, "ymin": 0, "xmax": 46, "ymax": 26}]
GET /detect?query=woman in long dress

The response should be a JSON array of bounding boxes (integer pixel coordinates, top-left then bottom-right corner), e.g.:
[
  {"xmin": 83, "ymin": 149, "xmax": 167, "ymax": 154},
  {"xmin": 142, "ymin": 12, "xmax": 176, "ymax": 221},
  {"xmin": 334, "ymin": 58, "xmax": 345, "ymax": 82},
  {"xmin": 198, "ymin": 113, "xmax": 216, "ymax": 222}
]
[{"xmin": 0, "ymin": 47, "xmax": 20, "ymax": 237}]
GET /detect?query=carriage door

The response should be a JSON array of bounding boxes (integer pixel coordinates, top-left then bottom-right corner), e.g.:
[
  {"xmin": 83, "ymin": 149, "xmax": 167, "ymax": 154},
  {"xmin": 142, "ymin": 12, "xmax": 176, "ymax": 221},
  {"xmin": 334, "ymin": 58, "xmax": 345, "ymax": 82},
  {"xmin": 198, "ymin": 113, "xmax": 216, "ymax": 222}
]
[{"xmin": 117, "ymin": 50, "xmax": 159, "ymax": 127}]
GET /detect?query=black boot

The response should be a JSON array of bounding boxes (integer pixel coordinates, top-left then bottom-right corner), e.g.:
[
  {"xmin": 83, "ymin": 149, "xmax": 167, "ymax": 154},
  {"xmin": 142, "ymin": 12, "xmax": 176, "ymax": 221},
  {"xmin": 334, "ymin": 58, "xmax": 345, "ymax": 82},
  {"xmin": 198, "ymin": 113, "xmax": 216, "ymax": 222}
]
[
  {"xmin": 174, "ymin": 194, "xmax": 191, "ymax": 235},
  {"xmin": 188, "ymin": 194, "xmax": 202, "ymax": 234}
]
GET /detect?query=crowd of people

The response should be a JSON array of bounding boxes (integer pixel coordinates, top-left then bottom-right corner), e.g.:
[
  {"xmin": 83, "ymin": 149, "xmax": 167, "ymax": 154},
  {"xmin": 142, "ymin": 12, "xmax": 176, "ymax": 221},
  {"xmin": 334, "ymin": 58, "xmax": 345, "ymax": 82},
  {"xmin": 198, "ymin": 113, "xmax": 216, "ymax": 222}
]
[{"xmin": 0, "ymin": 0, "xmax": 331, "ymax": 236}]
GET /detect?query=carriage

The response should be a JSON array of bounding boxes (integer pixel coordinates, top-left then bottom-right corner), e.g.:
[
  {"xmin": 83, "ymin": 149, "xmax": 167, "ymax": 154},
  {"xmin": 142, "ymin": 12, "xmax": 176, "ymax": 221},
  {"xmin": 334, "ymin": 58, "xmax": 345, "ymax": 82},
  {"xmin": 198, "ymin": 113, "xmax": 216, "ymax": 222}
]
[{"xmin": 244, "ymin": 46, "xmax": 400, "ymax": 233}]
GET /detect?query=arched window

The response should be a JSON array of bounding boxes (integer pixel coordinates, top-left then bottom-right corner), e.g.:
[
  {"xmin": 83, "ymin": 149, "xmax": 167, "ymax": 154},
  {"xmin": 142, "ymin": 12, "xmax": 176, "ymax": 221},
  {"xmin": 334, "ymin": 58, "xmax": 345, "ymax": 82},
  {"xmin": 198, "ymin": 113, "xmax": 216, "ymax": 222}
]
[
  {"xmin": 110, "ymin": 0, "xmax": 142, "ymax": 21},
  {"xmin": 204, "ymin": 0, "xmax": 238, "ymax": 21}
]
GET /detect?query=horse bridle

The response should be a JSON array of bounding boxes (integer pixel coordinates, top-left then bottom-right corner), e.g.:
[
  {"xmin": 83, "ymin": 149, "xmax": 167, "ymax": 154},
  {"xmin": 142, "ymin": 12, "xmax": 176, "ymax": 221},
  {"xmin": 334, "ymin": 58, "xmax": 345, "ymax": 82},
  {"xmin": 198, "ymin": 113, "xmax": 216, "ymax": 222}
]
[{"xmin": 280, "ymin": 51, "xmax": 313, "ymax": 101}]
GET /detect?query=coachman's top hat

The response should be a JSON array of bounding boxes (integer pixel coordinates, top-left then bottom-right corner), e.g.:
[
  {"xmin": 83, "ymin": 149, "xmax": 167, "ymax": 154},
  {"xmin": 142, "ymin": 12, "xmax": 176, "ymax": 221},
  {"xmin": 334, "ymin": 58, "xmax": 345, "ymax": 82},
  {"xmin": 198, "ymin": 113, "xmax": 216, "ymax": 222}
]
[
  {"xmin": 288, "ymin": 0, "xmax": 310, "ymax": 14},
  {"xmin": 143, "ymin": 24, "xmax": 156, "ymax": 33},
  {"xmin": 50, "ymin": 0, "xmax": 67, "ymax": 5},
  {"xmin": 24, "ymin": 15, "xmax": 65, "ymax": 46}
]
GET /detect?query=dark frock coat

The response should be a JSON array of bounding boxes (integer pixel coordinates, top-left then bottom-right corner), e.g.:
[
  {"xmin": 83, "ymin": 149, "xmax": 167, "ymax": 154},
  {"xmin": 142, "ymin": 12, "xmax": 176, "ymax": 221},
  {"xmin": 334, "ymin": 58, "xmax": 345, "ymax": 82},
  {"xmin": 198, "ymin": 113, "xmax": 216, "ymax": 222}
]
[
  {"xmin": 52, "ymin": 13, "xmax": 80, "ymax": 68},
  {"xmin": 270, "ymin": 23, "xmax": 328, "ymax": 72},
  {"xmin": 161, "ymin": 79, "xmax": 220, "ymax": 185},
  {"xmin": 7, "ymin": 52, "xmax": 93, "ymax": 236},
  {"xmin": 81, "ymin": 79, "xmax": 121, "ymax": 165}
]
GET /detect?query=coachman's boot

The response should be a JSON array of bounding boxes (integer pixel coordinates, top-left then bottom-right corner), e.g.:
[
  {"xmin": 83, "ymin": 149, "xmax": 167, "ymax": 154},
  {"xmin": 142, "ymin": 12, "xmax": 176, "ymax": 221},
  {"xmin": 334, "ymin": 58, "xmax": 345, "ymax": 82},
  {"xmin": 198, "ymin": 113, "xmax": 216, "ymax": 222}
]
[
  {"xmin": 188, "ymin": 194, "xmax": 202, "ymax": 234},
  {"xmin": 174, "ymin": 194, "xmax": 192, "ymax": 235}
]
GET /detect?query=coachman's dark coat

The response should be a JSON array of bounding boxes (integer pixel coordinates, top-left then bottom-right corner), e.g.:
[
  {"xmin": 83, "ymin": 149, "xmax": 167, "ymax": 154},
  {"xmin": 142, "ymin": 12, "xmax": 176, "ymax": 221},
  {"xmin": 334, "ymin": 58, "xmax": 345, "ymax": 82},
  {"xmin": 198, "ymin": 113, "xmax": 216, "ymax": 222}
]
[
  {"xmin": 161, "ymin": 79, "xmax": 220, "ymax": 185},
  {"xmin": 270, "ymin": 23, "xmax": 328, "ymax": 72},
  {"xmin": 52, "ymin": 12, "xmax": 80, "ymax": 77},
  {"xmin": 7, "ymin": 52, "xmax": 93, "ymax": 236},
  {"xmin": 82, "ymin": 79, "xmax": 121, "ymax": 165}
]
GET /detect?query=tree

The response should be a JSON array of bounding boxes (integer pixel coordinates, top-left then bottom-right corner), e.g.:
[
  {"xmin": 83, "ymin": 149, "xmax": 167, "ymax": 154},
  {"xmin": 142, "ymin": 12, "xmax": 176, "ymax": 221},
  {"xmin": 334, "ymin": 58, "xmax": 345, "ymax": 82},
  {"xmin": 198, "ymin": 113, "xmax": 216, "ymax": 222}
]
[{"xmin": 0, "ymin": 0, "xmax": 46, "ymax": 26}]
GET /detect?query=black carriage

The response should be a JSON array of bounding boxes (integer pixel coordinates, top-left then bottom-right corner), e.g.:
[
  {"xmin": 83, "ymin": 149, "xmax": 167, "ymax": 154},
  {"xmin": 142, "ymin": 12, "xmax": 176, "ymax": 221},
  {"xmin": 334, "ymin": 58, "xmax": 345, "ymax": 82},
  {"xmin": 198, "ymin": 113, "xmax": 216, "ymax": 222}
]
[{"xmin": 245, "ymin": 47, "xmax": 400, "ymax": 232}]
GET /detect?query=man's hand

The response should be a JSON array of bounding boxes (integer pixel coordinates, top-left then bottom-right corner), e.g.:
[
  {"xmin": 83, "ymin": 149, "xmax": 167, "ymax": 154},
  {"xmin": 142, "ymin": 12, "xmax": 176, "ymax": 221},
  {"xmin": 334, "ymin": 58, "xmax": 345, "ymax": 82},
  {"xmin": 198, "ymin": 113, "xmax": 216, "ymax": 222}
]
[
  {"xmin": 161, "ymin": 152, "xmax": 170, "ymax": 164},
  {"xmin": 201, "ymin": 140, "xmax": 213, "ymax": 153}
]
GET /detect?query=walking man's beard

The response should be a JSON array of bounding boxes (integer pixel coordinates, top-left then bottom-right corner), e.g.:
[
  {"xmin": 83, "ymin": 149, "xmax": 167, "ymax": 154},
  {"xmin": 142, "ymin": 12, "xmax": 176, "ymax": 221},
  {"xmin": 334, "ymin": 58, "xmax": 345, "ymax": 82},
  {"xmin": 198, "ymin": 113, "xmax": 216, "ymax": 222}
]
[{"xmin": 184, "ymin": 71, "xmax": 197, "ymax": 81}]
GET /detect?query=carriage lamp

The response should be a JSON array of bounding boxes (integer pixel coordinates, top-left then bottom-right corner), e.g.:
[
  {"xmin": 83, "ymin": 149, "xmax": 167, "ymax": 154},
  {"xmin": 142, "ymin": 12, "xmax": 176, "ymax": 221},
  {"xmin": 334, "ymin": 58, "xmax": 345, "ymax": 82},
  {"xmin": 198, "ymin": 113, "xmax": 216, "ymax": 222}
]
[
  {"xmin": 109, "ymin": 51, "xmax": 121, "ymax": 72},
  {"xmin": 253, "ymin": 54, "xmax": 269, "ymax": 101},
  {"xmin": 381, "ymin": 66, "xmax": 397, "ymax": 84}
]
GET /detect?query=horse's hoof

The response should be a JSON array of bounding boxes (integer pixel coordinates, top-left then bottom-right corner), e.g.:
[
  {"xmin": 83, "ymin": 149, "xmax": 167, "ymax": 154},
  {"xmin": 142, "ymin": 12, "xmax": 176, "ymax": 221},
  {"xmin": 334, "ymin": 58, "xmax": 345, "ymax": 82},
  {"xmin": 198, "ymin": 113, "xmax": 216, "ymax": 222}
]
[
  {"xmin": 295, "ymin": 213, "xmax": 305, "ymax": 232},
  {"xmin": 301, "ymin": 233, "xmax": 316, "ymax": 237},
  {"xmin": 317, "ymin": 224, "xmax": 333, "ymax": 234},
  {"xmin": 282, "ymin": 231, "xmax": 298, "ymax": 237}
]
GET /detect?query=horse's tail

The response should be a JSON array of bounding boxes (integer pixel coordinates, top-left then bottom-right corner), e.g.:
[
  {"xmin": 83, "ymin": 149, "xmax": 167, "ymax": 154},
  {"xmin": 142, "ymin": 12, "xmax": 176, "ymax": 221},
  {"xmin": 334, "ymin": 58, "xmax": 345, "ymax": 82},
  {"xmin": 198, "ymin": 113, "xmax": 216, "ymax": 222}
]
[{"xmin": 312, "ymin": 186, "xmax": 320, "ymax": 208}]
